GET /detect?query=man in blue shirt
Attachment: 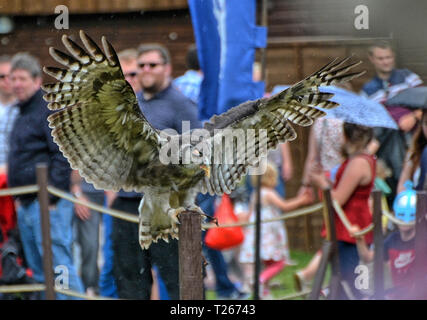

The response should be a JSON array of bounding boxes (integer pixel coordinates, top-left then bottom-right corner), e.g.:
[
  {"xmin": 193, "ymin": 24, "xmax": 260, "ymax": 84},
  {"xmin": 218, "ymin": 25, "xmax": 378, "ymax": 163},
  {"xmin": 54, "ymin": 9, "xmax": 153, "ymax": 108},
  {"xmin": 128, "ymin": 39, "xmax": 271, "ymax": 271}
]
[
  {"xmin": 173, "ymin": 44, "xmax": 203, "ymax": 104},
  {"xmin": 173, "ymin": 45, "xmax": 249, "ymax": 299},
  {"xmin": 111, "ymin": 43, "xmax": 201, "ymax": 300}
]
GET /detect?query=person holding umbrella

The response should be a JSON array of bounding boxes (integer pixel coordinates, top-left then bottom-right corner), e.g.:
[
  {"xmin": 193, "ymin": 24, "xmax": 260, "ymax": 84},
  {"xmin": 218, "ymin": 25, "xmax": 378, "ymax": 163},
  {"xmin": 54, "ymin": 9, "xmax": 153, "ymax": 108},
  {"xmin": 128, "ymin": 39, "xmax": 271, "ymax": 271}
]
[
  {"xmin": 362, "ymin": 41, "xmax": 423, "ymax": 130},
  {"xmin": 361, "ymin": 41, "xmax": 424, "ymax": 207},
  {"xmin": 287, "ymin": 81, "xmax": 397, "ymax": 295}
]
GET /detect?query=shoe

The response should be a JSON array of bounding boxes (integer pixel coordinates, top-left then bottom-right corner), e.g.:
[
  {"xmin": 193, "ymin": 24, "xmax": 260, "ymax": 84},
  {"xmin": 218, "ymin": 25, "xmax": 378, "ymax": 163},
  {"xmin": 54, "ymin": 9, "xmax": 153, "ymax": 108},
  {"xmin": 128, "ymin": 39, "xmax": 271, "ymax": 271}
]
[{"xmin": 293, "ymin": 271, "xmax": 309, "ymax": 292}]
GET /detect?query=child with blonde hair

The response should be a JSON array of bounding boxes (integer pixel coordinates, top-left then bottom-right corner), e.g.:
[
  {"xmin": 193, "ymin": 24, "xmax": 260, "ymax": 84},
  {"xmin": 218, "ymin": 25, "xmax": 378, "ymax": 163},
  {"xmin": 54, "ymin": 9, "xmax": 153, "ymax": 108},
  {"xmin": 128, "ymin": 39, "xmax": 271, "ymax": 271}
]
[{"xmin": 239, "ymin": 162, "xmax": 311, "ymax": 298}]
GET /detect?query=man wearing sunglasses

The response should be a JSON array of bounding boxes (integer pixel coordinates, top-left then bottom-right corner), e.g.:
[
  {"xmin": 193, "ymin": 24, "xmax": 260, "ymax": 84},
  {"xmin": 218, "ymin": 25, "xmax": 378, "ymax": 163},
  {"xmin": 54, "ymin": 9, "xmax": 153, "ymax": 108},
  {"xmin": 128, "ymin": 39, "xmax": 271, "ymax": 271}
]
[{"xmin": 110, "ymin": 43, "xmax": 200, "ymax": 300}]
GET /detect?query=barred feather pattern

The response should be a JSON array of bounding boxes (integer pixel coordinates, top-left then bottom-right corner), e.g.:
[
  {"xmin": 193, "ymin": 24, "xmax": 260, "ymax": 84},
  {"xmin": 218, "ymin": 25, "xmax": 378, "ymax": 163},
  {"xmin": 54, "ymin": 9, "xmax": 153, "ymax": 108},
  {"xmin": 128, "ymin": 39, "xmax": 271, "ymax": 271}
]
[
  {"xmin": 43, "ymin": 31, "xmax": 365, "ymax": 249},
  {"xmin": 44, "ymin": 30, "xmax": 161, "ymax": 192},
  {"xmin": 202, "ymin": 56, "xmax": 366, "ymax": 195}
]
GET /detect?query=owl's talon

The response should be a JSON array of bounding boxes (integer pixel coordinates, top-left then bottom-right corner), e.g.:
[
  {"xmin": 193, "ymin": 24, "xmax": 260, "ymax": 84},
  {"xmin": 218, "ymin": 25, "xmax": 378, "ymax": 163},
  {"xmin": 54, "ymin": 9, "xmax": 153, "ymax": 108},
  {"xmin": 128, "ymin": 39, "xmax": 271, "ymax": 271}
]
[
  {"xmin": 185, "ymin": 205, "xmax": 213, "ymax": 225},
  {"xmin": 168, "ymin": 207, "xmax": 186, "ymax": 232}
]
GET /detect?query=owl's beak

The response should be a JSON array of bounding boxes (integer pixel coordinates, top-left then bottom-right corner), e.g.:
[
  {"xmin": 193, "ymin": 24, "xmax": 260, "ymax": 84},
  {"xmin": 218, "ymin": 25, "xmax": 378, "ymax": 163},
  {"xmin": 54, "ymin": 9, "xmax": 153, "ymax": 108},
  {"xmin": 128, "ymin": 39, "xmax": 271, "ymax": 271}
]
[{"xmin": 200, "ymin": 164, "xmax": 210, "ymax": 178}]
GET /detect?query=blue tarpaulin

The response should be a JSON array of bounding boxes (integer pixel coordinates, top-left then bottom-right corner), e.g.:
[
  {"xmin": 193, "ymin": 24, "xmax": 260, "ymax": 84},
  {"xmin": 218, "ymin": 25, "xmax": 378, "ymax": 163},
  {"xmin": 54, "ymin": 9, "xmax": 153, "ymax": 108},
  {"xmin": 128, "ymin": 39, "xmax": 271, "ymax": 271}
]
[{"xmin": 188, "ymin": 0, "xmax": 267, "ymax": 121}]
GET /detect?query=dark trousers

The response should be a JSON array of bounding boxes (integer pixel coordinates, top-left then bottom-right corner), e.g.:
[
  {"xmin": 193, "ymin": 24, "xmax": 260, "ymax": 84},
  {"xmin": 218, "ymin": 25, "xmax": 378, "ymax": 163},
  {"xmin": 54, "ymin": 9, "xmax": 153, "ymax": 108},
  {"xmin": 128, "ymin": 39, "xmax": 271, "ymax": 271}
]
[{"xmin": 111, "ymin": 197, "xmax": 179, "ymax": 299}]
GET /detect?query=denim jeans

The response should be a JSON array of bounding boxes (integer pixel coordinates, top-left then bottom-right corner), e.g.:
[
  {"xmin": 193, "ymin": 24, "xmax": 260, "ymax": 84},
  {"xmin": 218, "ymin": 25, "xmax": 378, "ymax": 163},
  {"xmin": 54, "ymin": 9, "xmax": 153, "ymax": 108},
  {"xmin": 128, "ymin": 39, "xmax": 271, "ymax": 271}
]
[
  {"xmin": 99, "ymin": 213, "xmax": 118, "ymax": 298},
  {"xmin": 17, "ymin": 198, "xmax": 84, "ymax": 299}
]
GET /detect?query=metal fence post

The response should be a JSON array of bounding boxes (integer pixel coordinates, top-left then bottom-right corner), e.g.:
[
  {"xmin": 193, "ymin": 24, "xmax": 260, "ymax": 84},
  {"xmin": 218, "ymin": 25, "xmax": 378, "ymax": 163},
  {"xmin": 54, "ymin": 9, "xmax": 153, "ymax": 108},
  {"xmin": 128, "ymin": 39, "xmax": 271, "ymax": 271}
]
[{"xmin": 36, "ymin": 163, "xmax": 56, "ymax": 300}]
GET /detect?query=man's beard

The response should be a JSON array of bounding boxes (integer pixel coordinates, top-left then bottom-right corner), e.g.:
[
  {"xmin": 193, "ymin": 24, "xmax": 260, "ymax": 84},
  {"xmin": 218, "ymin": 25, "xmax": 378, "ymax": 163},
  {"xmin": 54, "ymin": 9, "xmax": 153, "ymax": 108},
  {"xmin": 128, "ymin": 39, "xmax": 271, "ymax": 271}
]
[{"xmin": 142, "ymin": 83, "xmax": 162, "ymax": 94}]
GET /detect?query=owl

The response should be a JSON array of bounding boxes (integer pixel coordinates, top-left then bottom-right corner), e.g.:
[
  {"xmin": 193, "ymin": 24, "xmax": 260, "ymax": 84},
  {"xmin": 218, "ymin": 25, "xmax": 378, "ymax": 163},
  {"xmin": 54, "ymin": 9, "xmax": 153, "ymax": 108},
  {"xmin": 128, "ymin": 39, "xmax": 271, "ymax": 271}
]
[{"xmin": 43, "ymin": 31, "xmax": 364, "ymax": 249}]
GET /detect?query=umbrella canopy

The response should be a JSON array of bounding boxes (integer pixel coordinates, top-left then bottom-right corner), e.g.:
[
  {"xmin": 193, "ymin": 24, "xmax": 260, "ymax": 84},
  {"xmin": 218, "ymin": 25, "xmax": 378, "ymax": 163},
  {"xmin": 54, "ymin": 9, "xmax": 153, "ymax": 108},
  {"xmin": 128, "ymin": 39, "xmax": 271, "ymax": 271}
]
[
  {"xmin": 386, "ymin": 86, "xmax": 427, "ymax": 109},
  {"xmin": 271, "ymin": 85, "xmax": 398, "ymax": 129}
]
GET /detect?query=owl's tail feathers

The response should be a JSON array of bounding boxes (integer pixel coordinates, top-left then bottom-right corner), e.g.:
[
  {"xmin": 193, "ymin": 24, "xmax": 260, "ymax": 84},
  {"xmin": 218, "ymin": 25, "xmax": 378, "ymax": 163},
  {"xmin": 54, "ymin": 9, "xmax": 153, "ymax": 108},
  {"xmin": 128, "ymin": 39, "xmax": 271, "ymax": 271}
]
[
  {"xmin": 138, "ymin": 206, "xmax": 207, "ymax": 250},
  {"xmin": 139, "ymin": 221, "xmax": 179, "ymax": 250},
  {"xmin": 138, "ymin": 208, "xmax": 181, "ymax": 250}
]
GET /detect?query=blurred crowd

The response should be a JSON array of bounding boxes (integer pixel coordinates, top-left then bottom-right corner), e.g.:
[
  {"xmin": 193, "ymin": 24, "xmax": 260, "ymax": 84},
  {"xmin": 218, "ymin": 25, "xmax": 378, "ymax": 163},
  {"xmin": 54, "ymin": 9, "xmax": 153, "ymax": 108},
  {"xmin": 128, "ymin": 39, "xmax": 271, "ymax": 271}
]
[{"xmin": 0, "ymin": 38, "xmax": 426, "ymax": 300}]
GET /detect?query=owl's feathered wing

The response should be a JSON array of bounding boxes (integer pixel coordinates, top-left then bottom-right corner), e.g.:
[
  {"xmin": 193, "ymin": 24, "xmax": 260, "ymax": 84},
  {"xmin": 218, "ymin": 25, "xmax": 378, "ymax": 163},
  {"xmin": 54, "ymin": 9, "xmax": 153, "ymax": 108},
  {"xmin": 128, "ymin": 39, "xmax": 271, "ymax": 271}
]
[
  {"xmin": 201, "ymin": 56, "xmax": 365, "ymax": 195},
  {"xmin": 43, "ymin": 31, "xmax": 365, "ymax": 249},
  {"xmin": 43, "ymin": 31, "xmax": 161, "ymax": 193}
]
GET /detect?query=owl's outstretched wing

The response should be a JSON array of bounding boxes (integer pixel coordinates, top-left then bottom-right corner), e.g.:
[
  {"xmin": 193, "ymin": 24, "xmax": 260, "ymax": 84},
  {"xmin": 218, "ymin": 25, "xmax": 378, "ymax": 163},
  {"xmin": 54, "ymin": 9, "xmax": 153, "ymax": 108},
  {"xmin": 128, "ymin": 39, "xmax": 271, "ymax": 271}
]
[
  {"xmin": 43, "ymin": 31, "xmax": 161, "ymax": 192},
  {"xmin": 201, "ymin": 56, "xmax": 365, "ymax": 195}
]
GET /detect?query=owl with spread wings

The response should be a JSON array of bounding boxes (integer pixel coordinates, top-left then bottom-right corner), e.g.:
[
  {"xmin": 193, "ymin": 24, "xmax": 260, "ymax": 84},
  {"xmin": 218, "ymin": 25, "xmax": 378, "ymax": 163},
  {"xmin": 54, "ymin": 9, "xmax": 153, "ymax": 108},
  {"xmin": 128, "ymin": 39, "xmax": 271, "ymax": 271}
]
[{"xmin": 43, "ymin": 31, "xmax": 364, "ymax": 249}]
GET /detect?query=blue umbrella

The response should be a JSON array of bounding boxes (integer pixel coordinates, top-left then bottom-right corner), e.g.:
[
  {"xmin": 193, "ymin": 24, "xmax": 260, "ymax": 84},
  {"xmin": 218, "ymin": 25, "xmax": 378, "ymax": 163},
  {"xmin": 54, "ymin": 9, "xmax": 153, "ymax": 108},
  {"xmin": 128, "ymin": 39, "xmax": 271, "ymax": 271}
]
[{"xmin": 271, "ymin": 85, "xmax": 398, "ymax": 129}]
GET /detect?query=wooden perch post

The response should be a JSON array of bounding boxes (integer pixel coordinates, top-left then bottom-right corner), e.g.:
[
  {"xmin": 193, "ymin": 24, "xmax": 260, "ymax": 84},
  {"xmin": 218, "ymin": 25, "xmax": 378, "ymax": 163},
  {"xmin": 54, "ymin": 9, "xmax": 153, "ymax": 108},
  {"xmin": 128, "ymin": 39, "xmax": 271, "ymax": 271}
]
[{"xmin": 178, "ymin": 210, "xmax": 204, "ymax": 300}]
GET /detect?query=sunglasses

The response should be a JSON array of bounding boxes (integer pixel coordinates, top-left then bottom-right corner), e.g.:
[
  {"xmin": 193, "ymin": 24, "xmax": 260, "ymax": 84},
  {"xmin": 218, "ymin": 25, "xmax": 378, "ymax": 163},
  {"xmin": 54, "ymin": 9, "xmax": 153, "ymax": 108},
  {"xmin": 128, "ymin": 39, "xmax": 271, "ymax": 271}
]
[
  {"xmin": 124, "ymin": 72, "xmax": 138, "ymax": 78},
  {"xmin": 138, "ymin": 62, "xmax": 164, "ymax": 69}
]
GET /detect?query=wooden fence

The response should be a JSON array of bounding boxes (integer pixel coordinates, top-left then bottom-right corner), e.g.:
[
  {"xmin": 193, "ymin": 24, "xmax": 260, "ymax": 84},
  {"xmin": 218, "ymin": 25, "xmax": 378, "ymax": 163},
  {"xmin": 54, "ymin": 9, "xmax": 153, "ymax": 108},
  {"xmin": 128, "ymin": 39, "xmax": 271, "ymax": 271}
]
[{"xmin": 0, "ymin": 164, "xmax": 426, "ymax": 300}]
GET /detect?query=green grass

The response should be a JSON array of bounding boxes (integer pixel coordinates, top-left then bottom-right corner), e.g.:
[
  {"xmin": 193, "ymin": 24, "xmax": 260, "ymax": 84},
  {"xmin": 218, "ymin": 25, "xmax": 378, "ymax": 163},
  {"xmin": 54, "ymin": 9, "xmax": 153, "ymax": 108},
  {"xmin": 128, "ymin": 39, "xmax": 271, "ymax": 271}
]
[
  {"xmin": 206, "ymin": 250, "xmax": 330, "ymax": 300},
  {"xmin": 271, "ymin": 250, "xmax": 317, "ymax": 299}
]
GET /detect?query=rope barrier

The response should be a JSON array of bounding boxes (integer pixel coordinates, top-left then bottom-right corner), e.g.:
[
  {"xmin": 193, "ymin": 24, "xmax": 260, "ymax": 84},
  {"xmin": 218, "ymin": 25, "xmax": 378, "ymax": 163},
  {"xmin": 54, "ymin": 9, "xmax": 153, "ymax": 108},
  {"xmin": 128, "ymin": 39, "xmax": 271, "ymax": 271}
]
[
  {"xmin": 0, "ymin": 182, "xmax": 323, "ymax": 227},
  {"xmin": 0, "ymin": 185, "xmax": 39, "ymax": 196},
  {"xmin": 1, "ymin": 183, "xmax": 412, "ymax": 232},
  {"xmin": 0, "ymin": 283, "xmax": 45, "ymax": 293},
  {"xmin": 0, "ymin": 283, "xmax": 118, "ymax": 300},
  {"xmin": 202, "ymin": 202, "xmax": 324, "ymax": 229},
  {"xmin": 333, "ymin": 198, "xmax": 415, "ymax": 237},
  {"xmin": 332, "ymin": 200, "xmax": 374, "ymax": 237},
  {"xmin": 0, "ymin": 183, "xmax": 417, "ymax": 300},
  {"xmin": 54, "ymin": 287, "xmax": 118, "ymax": 300},
  {"xmin": 47, "ymin": 186, "xmax": 139, "ymax": 223},
  {"xmin": 382, "ymin": 208, "xmax": 415, "ymax": 227}
]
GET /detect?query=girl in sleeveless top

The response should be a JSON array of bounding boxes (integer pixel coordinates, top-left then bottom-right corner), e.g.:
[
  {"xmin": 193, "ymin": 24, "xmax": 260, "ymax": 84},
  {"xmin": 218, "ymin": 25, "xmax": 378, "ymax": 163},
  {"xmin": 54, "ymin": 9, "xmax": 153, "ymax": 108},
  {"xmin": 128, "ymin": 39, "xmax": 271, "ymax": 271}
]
[{"xmin": 310, "ymin": 122, "xmax": 376, "ymax": 299}]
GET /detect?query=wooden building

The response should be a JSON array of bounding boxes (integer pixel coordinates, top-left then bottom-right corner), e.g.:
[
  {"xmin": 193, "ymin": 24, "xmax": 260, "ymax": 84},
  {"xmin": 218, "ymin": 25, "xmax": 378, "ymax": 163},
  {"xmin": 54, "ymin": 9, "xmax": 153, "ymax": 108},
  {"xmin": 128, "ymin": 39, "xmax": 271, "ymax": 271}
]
[{"xmin": 0, "ymin": 0, "xmax": 425, "ymax": 251}]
